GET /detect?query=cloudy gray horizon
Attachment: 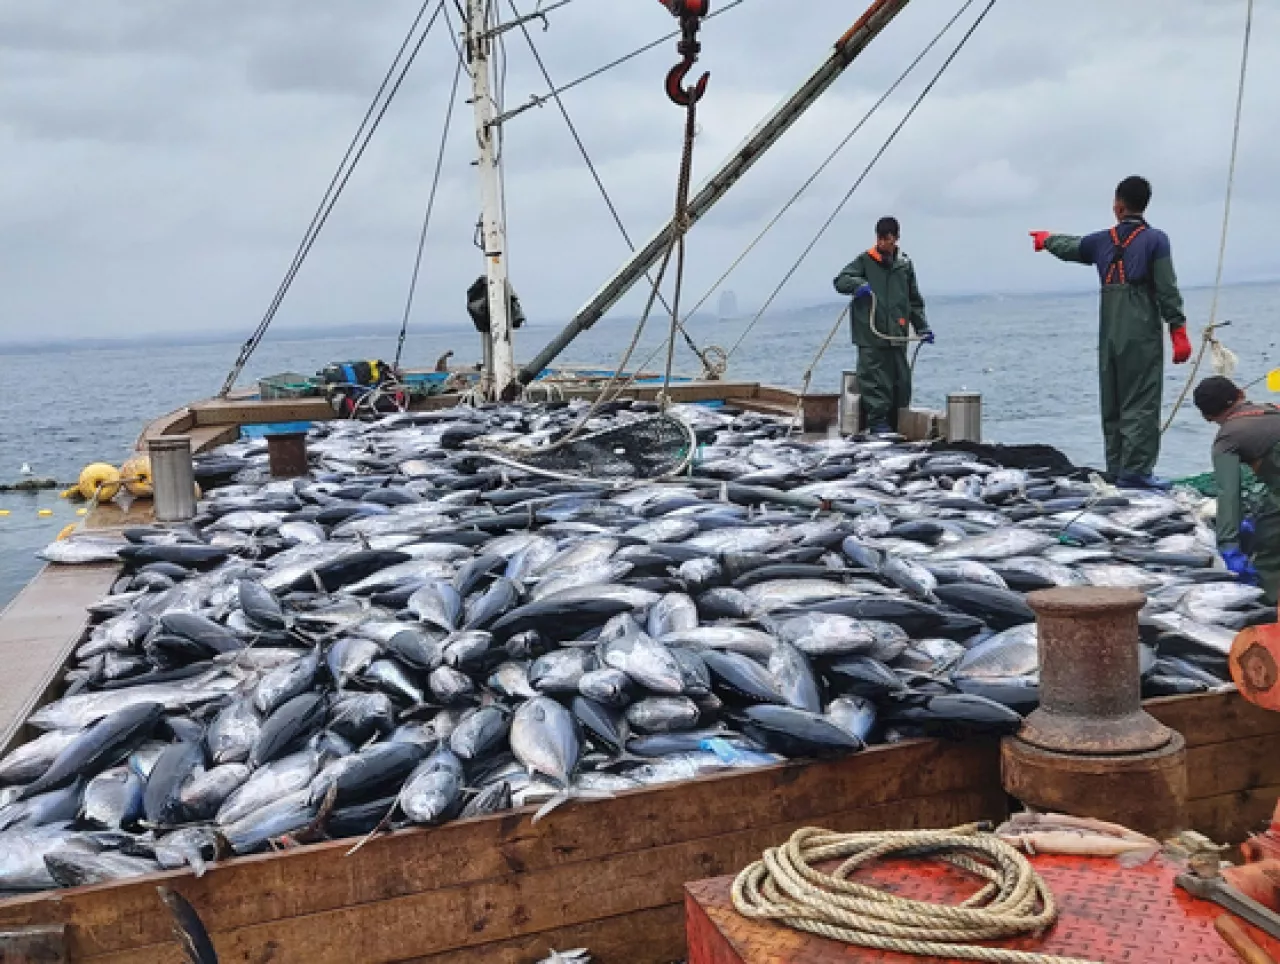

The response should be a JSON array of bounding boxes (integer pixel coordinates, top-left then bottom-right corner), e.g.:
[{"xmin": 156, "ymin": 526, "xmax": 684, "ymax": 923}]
[{"xmin": 0, "ymin": 0, "xmax": 1274, "ymax": 348}]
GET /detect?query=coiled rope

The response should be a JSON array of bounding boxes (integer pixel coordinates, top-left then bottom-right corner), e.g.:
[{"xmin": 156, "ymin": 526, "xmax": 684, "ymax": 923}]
[{"xmin": 731, "ymin": 826, "xmax": 1101, "ymax": 964}]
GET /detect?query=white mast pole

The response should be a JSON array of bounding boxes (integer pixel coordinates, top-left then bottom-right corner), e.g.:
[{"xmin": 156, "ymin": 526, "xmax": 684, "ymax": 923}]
[{"xmin": 467, "ymin": 0, "xmax": 516, "ymax": 399}]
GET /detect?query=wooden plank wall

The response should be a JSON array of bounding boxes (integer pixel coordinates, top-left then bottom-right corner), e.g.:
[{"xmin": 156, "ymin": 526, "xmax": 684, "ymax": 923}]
[
  {"xmin": 1149, "ymin": 690, "xmax": 1280, "ymax": 845},
  {"xmin": 0, "ymin": 739, "xmax": 1006, "ymax": 964}
]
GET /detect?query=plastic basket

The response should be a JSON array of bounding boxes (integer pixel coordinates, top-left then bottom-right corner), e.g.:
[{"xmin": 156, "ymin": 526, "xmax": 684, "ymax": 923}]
[{"xmin": 259, "ymin": 373, "xmax": 318, "ymax": 400}]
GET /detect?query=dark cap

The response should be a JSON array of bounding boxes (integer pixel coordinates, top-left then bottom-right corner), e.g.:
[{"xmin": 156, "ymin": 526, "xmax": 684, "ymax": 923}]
[{"xmin": 1193, "ymin": 375, "xmax": 1241, "ymax": 419}]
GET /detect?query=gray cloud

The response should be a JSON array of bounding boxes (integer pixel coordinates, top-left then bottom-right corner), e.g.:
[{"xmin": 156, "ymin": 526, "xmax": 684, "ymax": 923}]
[{"xmin": 0, "ymin": 0, "xmax": 1275, "ymax": 347}]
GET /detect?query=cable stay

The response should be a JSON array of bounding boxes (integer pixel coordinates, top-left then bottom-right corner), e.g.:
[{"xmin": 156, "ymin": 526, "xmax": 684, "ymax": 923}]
[
  {"xmin": 621, "ymin": 0, "xmax": 985, "ymax": 386},
  {"xmin": 219, "ymin": 0, "xmax": 446, "ymax": 397},
  {"xmin": 724, "ymin": 0, "xmax": 998, "ymax": 363},
  {"xmin": 520, "ymin": 0, "xmax": 917, "ymax": 386},
  {"xmin": 394, "ymin": 53, "xmax": 466, "ymax": 369},
  {"xmin": 1162, "ymin": 0, "xmax": 1253, "ymax": 435},
  {"xmin": 492, "ymin": 0, "xmax": 750, "ymax": 127},
  {"xmin": 506, "ymin": 0, "xmax": 723, "ymax": 379}
]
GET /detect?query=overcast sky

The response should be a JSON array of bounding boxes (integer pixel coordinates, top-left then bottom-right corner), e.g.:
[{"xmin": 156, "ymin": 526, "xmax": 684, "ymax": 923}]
[{"xmin": 0, "ymin": 0, "xmax": 1274, "ymax": 345}]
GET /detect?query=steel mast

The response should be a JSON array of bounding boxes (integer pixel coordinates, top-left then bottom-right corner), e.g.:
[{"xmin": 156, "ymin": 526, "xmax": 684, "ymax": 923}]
[{"xmin": 466, "ymin": 0, "xmax": 517, "ymax": 399}]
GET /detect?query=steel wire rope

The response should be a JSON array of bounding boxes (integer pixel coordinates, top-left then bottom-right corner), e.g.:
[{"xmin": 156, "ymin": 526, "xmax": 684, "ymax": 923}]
[
  {"xmin": 506, "ymin": 0, "xmax": 719, "ymax": 377},
  {"xmin": 614, "ymin": 0, "xmax": 984, "ymax": 394},
  {"xmin": 682, "ymin": 0, "xmax": 981, "ymax": 335},
  {"xmin": 394, "ymin": 54, "xmax": 466, "ymax": 368},
  {"xmin": 724, "ymin": 0, "xmax": 999, "ymax": 364},
  {"xmin": 474, "ymin": 91, "xmax": 700, "ymax": 461},
  {"xmin": 1161, "ymin": 0, "xmax": 1253, "ymax": 436},
  {"xmin": 494, "ymin": 0, "xmax": 750, "ymax": 126},
  {"xmin": 220, "ymin": 0, "xmax": 446, "ymax": 396}
]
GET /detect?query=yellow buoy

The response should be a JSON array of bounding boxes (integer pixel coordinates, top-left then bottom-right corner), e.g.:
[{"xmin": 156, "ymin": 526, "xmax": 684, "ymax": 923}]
[
  {"xmin": 78, "ymin": 463, "xmax": 121, "ymax": 502},
  {"xmin": 0, "ymin": 509, "xmax": 9, "ymax": 517},
  {"xmin": 38, "ymin": 508, "xmax": 53, "ymax": 517},
  {"xmin": 56, "ymin": 523, "xmax": 76, "ymax": 540},
  {"xmin": 122, "ymin": 456, "xmax": 153, "ymax": 498}
]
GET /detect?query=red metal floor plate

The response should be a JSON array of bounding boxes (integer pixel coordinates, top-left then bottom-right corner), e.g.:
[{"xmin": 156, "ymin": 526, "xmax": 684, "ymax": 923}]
[{"xmin": 686, "ymin": 854, "xmax": 1280, "ymax": 963}]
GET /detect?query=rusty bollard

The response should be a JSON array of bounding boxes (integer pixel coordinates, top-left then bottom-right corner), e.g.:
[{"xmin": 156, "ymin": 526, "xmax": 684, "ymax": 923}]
[
  {"xmin": 266, "ymin": 432, "xmax": 309, "ymax": 479},
  {"xmin": 1002, "ymin": 587, "xmax": 1188, "ymax": 839}
]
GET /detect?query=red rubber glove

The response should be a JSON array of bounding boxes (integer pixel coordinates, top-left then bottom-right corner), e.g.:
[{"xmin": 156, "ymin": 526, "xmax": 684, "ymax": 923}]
[
  {"xmin": 1171, "ymin": 325, "xmax": 1193, "ymax": 364},
  {"xmin": 1030, "ymin": 230, "xmax": 1052, "ymax": 252}
]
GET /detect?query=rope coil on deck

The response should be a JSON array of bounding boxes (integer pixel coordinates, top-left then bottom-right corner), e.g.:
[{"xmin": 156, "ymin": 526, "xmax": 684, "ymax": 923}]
[{"xmin": 731, "ymin": 826, "xmax": 1103, "ymax": 964}]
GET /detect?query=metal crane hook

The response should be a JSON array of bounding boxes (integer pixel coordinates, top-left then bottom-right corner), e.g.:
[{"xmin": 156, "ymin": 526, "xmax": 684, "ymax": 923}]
[{"xmin": 660, "ymin": 0, "xmax": 711, "ymax": 107}]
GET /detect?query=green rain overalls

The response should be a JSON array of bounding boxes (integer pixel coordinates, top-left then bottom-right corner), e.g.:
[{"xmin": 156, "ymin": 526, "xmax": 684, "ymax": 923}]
[
  {"xmin": 1213, "ymin": 403, "xmax": 1280, "ymax": 606},
  {"xmin": 833, "ymin": 248, "xmax": 930, "ymax": 431},
  {"xmin": 1044, "ymin": 218, "xmax": 1187, "ymax": 476}
]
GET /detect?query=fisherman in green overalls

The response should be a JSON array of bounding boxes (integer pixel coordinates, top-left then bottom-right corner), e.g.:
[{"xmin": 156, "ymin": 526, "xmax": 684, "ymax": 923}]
[
  {"xmin": 834, "ymin": 217, "xmax": 932, "ymax": 435},
  {"xmin": 1194, "ymin": 376, "xmax": 1280, "ymax": 606},
  {"xmin": 1031, "ymin": 176, "xmax": 1193, "ymax": 489}
]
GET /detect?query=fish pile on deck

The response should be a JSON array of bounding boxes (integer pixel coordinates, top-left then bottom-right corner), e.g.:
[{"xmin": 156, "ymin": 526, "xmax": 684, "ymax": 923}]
[{"xmin": 2, "ymin": 400, "xmax": 1266, "ymax": 895}]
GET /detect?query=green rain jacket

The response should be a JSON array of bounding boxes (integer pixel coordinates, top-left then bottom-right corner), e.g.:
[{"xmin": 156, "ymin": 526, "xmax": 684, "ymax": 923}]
[
  {"xmin": 1212, "ymin": 402, "xmax": 1280, "ymax": 547},
  {"xmin": 834, "ymin": 248, "xmax": 929, "ymax": 349}
]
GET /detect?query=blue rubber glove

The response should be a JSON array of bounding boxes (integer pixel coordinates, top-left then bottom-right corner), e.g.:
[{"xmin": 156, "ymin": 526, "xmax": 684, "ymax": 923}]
[
  {"xmin": 920, "ymin": 330, "xmax": 936, "ymax": 345},
  {"xmin": 1222, "ymin": 546, "xmax": 1260, "ymax": 585},
  {"xmin": 1241, "ymin": 518, "xmax": 1257, "ymax": 539},
  {"xmin": 853, "ymin": 283, "xmax": 873, "ymax": 300}
]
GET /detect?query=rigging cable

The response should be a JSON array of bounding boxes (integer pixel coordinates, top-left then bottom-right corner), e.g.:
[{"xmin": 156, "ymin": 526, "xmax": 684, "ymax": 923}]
[
  {"xmin": 494, "ymin": 0, "xmax": 750, "ymax": 126},
  {"xmin": 220, "ymin": 0, "xmax": 446, "ymax": 396},
  {"xmin": 506, "ymin": 0, "xmax": 720, "ymax": 377},
  {"xmin": 616, "ymin": 0, "xmax": 983, "ymax": 391},
  {"xmin": 394, "ymin": 53, "xmax": 466, "ymax": 368},
  {"xmin": 725, "ymin": 0, "xmax": 999, "ymax": 363},
  {"xmin": 1161, "ymin": 0, "xmax": 1253, "ymax": 436}
]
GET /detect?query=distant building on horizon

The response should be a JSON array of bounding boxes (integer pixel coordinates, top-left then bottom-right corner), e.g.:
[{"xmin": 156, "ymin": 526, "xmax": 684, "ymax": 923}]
[{"xmin": 718, "ymin": 289, "xmax": 740, "ymax": 320}]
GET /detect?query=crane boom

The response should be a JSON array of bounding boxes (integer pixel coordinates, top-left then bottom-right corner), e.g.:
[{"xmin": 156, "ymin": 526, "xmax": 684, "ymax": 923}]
[{"xmin": 518, "ymin": 0, "xmax": 912, "ymax": 386}]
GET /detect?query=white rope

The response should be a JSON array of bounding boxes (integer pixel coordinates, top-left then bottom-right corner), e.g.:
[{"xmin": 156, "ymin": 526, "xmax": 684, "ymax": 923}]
[
  {"xmin": 732, "ymin": 826, "xmax": 1102, "ymax": 964},
  {"xmin": 1162, "ymin": 0, "xmax": 1252, "ymax": 435}
]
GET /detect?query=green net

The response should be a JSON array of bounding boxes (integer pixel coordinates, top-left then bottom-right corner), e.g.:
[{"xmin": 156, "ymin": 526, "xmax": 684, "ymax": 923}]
[{"xmin": 1175, "ymin": 465, "xmax": 1265, "ymax": 499}]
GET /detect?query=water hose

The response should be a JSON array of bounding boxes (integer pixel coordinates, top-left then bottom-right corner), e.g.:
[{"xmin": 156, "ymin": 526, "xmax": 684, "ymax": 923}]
[{"xmin": 731, "ymin": 825, "xmax": 1102, "ymax": 964}]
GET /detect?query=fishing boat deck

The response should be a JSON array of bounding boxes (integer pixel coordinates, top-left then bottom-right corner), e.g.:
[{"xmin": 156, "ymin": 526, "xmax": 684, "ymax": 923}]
[
  {"xmin": 134, "ymin": 380, "xmax": 842, "ymax": 455},
  {"xmin": 0, "ymin": 564, "xmax": 118, "ymax": 757}
]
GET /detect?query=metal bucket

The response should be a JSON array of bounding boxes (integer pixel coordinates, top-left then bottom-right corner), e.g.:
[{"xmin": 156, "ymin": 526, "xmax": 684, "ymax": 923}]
[
  {"xmin": 148, "ymin": 436, "xmax": 197, "ymax": 522},
  {"xmin": 946, "ymin": 392, "xmax": 982, "ymax": 443},
  {"xmin": 839, "ymin": 370, "xmax": 862, "ymax": 436}
]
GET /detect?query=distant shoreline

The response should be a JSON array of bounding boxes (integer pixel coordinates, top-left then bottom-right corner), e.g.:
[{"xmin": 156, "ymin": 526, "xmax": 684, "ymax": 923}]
[{"xmin": 2, "ymin": 278, "xmax": 1274, "ymax": 355}]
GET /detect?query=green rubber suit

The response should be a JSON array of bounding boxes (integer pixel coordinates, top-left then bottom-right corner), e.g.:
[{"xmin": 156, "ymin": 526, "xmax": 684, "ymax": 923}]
[
  {"xmin": 1041, "ymin": 221, "xmax": 1187, "ymax": 476},
  {"xmin": 1214, "ymin": 434, "xmax": 1280, "ymax": 607},
  {"xmin": 833, "ymin": 248, "xmax": 930, "ymax": 431}
]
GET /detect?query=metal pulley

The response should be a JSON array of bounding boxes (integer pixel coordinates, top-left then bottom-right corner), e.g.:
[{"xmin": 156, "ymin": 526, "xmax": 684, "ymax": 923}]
[{"xmin": 658, "ymin": 0, "xmax": 711, "ymax": 106}]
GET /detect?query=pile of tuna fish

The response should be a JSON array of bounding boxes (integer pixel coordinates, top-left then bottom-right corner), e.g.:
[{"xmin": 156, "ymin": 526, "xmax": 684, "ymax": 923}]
[{"xmin": 2, "ymin": 400, "xmax": 1266, "ymax": 895}]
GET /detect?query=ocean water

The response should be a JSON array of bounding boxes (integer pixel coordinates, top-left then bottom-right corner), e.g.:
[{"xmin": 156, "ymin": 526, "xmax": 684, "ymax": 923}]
[{"xmin": 2, "ymin": 282, "xmax": 1277, "ymax": 609}]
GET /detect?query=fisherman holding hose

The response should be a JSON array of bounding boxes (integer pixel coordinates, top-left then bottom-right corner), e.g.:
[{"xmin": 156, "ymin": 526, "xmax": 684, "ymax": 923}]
[
  {"xmin": 1030, "ymin": 176, "xmax": 1193, "ymax": 489},
  {"xmin": 1194, "ymin": 375, "xmax": 1280, "ymax": 606},
  {"xmin": 833, "ymin": 216, "xmax": 933, "ymax": 435}
]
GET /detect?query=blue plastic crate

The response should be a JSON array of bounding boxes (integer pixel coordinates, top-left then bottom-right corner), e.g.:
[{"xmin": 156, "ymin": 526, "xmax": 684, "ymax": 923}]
[{"xmin": 240, "ymin": 422, "xmax": 313, "ymax": 439}]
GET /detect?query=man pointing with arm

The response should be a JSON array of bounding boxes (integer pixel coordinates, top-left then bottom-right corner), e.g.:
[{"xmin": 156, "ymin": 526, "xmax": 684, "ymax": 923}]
[{"xmin": 1031, "ymin": 176, "xmax": 1192, "ymax": 488}]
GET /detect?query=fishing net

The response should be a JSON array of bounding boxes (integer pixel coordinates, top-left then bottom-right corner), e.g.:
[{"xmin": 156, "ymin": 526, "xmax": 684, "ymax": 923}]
[
  {"xmin": 932, "ymin": 441, "xmax": 1082, "ymax": 476},
  {"xmin": 1175, "ymin": 466, "xmax": 1268, "ymax": 512},
  {"xmin": 474, "ymin": 413, "xmax": 696, "ymax": 483}
]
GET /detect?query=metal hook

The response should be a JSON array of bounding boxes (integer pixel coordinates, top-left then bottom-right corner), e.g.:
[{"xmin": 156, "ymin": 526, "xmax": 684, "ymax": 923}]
[{"xmin": 666, "ymin": 56, "xmax": 710, "ymax": 107}]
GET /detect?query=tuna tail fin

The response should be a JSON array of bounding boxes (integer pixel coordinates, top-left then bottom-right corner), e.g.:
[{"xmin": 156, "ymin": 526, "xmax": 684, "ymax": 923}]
[
  {"xmin": 157, "ymin": 886, "xmax": 219, "ymax": 964},
  {"xmin": 531, "ymin": 787, "xmax": 617, "ymax": 824}
]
